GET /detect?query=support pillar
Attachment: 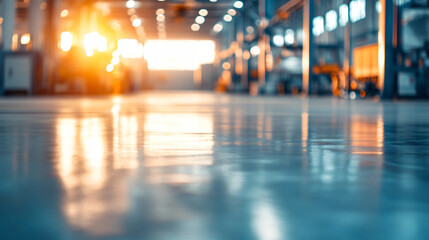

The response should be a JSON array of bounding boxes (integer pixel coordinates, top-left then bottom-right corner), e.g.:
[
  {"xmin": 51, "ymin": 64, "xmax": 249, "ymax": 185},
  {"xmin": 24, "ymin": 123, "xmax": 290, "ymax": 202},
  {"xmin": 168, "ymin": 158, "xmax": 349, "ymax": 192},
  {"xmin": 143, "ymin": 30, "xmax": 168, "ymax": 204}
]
[
  {"xmin": 2, "ymin": 0, "xmax": 16, "ymax": 51},
  {"xmin": 258, "ymin": 0, "xmax": 267, "ymax": 87},
  {"xmin": 29, "ymin": 0, "xmax": 45, "ymax": 51},
  {"xmin": 302, "ymin": 0, "xmax": 314, "ymax": 95},
  {"xmin": 344, "ymin": 0, "xmax": 352, "ymax": 96},
  {"xmin": 379, "ymin": 0, "xmax": 395, "ymax": 99}
]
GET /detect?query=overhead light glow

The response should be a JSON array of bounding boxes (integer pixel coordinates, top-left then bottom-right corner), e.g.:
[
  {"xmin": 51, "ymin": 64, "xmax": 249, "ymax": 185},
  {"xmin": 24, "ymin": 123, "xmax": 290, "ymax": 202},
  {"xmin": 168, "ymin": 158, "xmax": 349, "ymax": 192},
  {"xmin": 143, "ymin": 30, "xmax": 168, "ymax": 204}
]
[
  {"xmin": 228, "ymin": 9, "xmax": 236, "ymax": 16},
  {"xmin": 111, "ymin": 57, "xmax": 120, "ymax": 65},
  {"xmin": 106, "ymin": 64, "xmax": 114, "ymax": 72},
  {"xmin": 199, "ymin": 9, "xmax": 208, "ymax": 16},
  {"xmin": 213, "ymin": 23, "xmax": 223, "ymax": 33},
  {"xmin": 191, "ymin": 23, "xmax": 200, "ymax": 31},
  {"xmin": 143, "ymin": 40, "xmax": 215, "ymax": 70},
  {"xmin": 222, "ymin": 62, "xmax": 231, "ymax": 70},
  {"xmin": 195, "ymin": 16, "xmax": 205, "ymax": 24},
  {"xmin": 156, "ymin": 8, "xmax": 165, "ymax": 15},
  {"xmin": 117, "ymin": 39, "xmax": 144, "ymax": 59},
  {"xmin": 312, "ymin": 16, "xmax": 324, "ymax": 36},
  {"xmin": 97, "ymin": 36, "xmax": 107, "ymax": 52},
  {"xmin": 60, "ymin": 9, "xmax": 69, "ymax": 18},
  {"xmin": 20, "ymin": 34, "xmax": 31, "ymax": 45},
  {"xmin": 234, "ymin": 1, "xmax": 244, "ymax": 9},
  {"xmin": 84, "ymin": 32, "xmax": 106, "ymax": 56},
  {"xmin": 224, "ymin": 14, "xmax": 232, "ymax": 22},
  {"xmin": 126, "ymin": 0, "xmax": 136, "ymax": 9},
  {"xmin": 339, "ymin": 4, "xmax": 349, "ymax": 26},
  {"xmin": 210, "ymin": 0, "xmax": 217, "ymax": 2},
  {"xmin": 156, "ymin": 15, "xmax": 165, "ymax": 21},
  {"xmin": 273, "ymin": 34, "xmax": 284, "ymax": 47},
  {"xmin": 284, "ymin": 29, "xmax": 294, "ymax": 45},
  {"xmin": 132, "ymin": 18, "xmax": 142, "ymax": 27},
  {"xmin": 60, "ymin": 31, "xmax": 73, "ymax": 52},
  {"xmin": 250, "ymin": 45, "xmax": 260, "ymax": 56},
  {"xmin": 325, "ymin": 10, "xmax": 338, "ymax": 31}
]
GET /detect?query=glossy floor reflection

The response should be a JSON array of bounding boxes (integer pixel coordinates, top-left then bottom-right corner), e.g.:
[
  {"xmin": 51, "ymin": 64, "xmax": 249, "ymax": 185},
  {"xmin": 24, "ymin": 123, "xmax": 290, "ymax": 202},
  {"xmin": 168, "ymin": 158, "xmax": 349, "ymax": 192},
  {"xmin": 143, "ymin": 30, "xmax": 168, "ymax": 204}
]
[{"xmin": 1, "ymin": 92, "xmax": 429, "ymax": 240}]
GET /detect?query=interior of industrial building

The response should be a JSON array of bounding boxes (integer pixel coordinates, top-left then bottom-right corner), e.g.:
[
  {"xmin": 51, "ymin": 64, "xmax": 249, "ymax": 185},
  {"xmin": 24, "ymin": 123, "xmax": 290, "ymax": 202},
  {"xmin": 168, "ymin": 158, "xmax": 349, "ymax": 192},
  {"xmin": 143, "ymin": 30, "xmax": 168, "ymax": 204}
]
[{"xmin": 1, "ymin": 0, "xmax": 429, "ymax": 239}]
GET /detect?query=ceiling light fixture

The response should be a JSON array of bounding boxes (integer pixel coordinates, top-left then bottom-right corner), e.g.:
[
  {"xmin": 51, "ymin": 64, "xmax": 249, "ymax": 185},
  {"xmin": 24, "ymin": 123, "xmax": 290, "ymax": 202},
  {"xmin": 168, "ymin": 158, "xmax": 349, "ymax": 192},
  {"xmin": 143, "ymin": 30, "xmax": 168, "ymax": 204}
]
[{"xmin": 233, "ymin": 1, "xmax": 244, "ymax": 9}]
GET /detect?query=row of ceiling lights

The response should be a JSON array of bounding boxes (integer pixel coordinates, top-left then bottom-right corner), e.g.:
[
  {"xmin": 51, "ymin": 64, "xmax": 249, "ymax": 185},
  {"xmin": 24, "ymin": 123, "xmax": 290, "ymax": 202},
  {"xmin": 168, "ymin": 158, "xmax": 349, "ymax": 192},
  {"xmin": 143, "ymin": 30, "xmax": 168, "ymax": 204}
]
[
  {"xmin": 213, "ymin": 1, "xmax": 243, "ymax": 33},
  {"xmin": 191, "ymin": 9, "xmax": 208, "ymax": 32},
  {"xmin": 156, "ymin": 8, "xmax": 166, "ymax": 38},
  {"xmin": 126, "ymin": 0, "xmax": 146, "ymax": 40}
]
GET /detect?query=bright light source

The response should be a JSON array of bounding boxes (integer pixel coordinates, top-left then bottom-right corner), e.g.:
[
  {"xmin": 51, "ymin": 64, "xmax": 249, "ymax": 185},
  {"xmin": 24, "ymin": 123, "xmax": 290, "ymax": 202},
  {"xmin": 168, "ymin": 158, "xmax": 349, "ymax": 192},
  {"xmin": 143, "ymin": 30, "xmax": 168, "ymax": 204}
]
[
  {"xmin": 126, "ymin": 0, "xmax": 136, "ymax": 9},
  {"xmin": 156, "ymin": 15, "xmax": 165, "ymax": 21},
  {"xmin": 156, "ymin": 8, "xmax": 165, "ymax": 15},
  {"xmin": 111, "ymin": 57, "xmax": 120, "ymax": 65},
  {"xmin": 350, "ymin": 0, "xmax": 366, "ymax": 22},
  {"xmin": 143, "ymin": 40, "xmax": 215, "ymax": 70},
  {"xmin": 60, "ymin": 32, "xmax": 73, "ymax": 52},
  {"xmin": 228, "ymin": 9, "xmax": 236, "ymax": 16},
  {"xmin": 234, "ymin": 1, "xmax": 244, "ymax": 8},
  {"xmin": 313, "ymin": 16, "xmax": 324, "ymax": 36},
  {"xmin": 325, "ymin": 10, "xmax": 338, "ymax": 31},
  {"xmin": 250, "ymin": 45, "xmax": 260, "ymax": 56},
  {"xmin": 60, "ymin": 9, "xmax": 69, "ymax": 18},
  {"xmin": 213, "ymin": 23, "xmax": 223, "ymax": 32},
  {"xmin": 210, "ymin": 0, "xmax": 217, "ymax": 2},
  {"xmin": 284, "ymin": 29, "xmax": 294, "ymax": 45},
  {"xmin": 224, "ymin": 14, "xmax": 232, "ymax": 22},
  {"xmin": 132, "ymin": 18, "xmax": 142, "ymax": 27},
  {"xmin": 84, "ymin": 32, "xmax": 107, "ymax": 56},
  {"xmin": 339, "ymin": 4, "xmax": 348, "ymax": 26},
  {"xmin": 191, "ymin": 23, "xmax": 200, "ymax": 31},
  {"xmin": 106, "ymin": 64, "xmax": 114, "ymax": 72},
  {"xmin": 222, "ymin": 62, "xmax": 231, "ymax": 70},
  {"xmin": 273, "ymin": 34, "xmax": 284, "ymax": 47},
  {"xmin": 97, "ymin": 36, "xmax": 107, "ymax": 52},
  {"xmin": 20, "ymin": 34, "xmax": 31, "ymax": 45},
  {"xmin": 199, "ymin": 9, "xmax": 208, "ymax": 16},
  {"xmin": 195, "ymin": 16, "xmax": 205, "ymax": 24},
  {"xmin": 376, "ymin": 1, "xmax": 382, "ymax": 13},
  {"xmin": 117, "ymin": 39, "xmax": 144, "ymax": 58}
]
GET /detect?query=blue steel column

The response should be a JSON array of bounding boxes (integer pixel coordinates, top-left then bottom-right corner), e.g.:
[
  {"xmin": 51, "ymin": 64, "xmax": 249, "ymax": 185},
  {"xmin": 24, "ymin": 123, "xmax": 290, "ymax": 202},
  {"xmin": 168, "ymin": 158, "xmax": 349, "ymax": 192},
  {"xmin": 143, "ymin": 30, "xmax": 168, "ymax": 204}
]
[
  {"xmin": 257, "ymin": 0, "xmax": 274, "ymax": 89},
  {"xmin": 344, "ymin": 0, "xmax": 352, "ymax": 96},
  {"xmin": 258, "ymin": 0, "xmax": 267, "ymax": 87},
  {"xmin": 302, "ymin": 0, "xmax": 314, "ymax": 95},
  {"xmin": 1, "ymin": 0, "xmax": 16, "ymax": 51},
  {"xmin": 379, "ymin": 0, "xmax": 395, "ymax": 99}
]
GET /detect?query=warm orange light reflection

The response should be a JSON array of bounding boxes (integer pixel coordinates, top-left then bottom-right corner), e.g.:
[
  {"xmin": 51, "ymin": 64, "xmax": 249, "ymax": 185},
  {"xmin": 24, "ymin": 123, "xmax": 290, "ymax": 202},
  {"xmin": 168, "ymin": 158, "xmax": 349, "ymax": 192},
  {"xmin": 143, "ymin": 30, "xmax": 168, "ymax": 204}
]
[
  {"xmin": 60, "ymin": 32, "xmax": 73, "ymax": 52},
  {"xmin": 350, "ymin": 115, "xmax": 384, "ymax": 156},
  {"xmin": 56, "ymin": 116, "xmax": 133, "ymax": 236},
  {"xmin": 143, "ymin": 40, "xmax": 215, "ymax": 70},
  {"xmin": 302, "ymin": 112, "xmax": 309, "ymax": 150}
]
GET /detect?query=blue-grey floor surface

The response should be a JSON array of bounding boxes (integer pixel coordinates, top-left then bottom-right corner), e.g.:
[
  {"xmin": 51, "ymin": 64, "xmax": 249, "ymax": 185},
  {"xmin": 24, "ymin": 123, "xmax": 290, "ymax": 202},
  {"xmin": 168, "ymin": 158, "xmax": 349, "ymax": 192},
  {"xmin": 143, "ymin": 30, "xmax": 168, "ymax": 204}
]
[{"xmin": 0, "ymin": 91, "xmax": 428, "ymax": 240}]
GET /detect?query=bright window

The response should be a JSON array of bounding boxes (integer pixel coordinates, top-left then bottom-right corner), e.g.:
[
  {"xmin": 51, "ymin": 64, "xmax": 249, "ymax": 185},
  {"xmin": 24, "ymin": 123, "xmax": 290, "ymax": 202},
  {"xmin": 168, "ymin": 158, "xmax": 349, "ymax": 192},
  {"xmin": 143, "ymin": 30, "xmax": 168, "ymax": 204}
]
[
  {"xmin": 350, "ymin": 0, "xmax": 366, "ymax": 23},
  {"xmin": 339, "ymin": 4, "xmax": 348, "ymax": 26},
  {"xmin": 313, "ymin": 16, "xmax": 324, "ymax": 36},
  {"xmin": 143, "ymin": 40, "xmax": 215, "ymax": 70},
  {"xmin": 284, "ymin": 29, "xmax": 294, "ymax": 45},
  {"xmin": 325, "ymin": 10, "xmax": 338, "ymax": 31}
]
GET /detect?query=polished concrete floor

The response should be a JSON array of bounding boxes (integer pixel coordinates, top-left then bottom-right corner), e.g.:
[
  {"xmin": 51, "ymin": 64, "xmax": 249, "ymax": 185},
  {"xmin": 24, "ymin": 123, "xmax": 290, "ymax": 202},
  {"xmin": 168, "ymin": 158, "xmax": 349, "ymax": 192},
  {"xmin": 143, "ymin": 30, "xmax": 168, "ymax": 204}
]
[{"xmin": 0, "ymin": 91, "xmax": 428, "ymax": 240}]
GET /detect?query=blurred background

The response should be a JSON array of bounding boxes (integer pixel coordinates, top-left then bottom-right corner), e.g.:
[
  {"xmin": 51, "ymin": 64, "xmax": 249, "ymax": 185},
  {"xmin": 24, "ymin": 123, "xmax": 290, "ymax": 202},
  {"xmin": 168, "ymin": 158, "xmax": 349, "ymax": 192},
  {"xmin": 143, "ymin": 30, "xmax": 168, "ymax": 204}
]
[{"xmin": 0, "ymin": 0, "xmax": 428, "ymax": 99}]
